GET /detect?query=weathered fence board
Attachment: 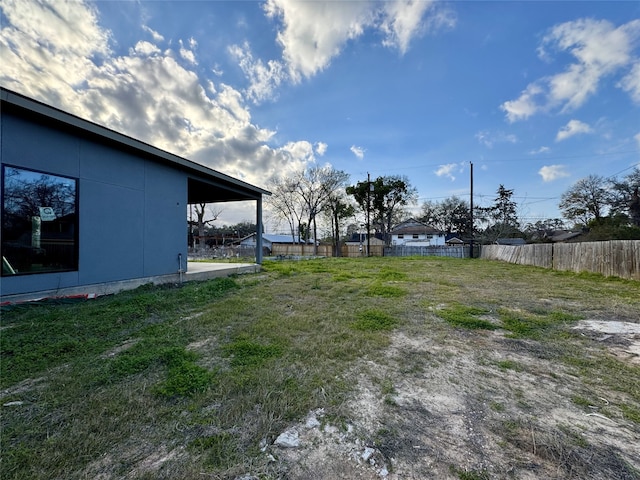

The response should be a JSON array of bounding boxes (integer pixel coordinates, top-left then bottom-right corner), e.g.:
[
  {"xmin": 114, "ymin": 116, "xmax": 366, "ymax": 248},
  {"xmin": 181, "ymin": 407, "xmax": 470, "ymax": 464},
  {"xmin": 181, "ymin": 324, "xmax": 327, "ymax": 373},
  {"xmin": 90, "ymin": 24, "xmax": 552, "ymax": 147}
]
[
  {"xmin": 341, "ymin": 244, "xmax": 384, "ymax": 257},
  {"xmin": 384, "ymin": 245, "xmax": 475, "ymax": 258},
  {"xmin": 481, "ymin": 240, "xmax": 640, "ymax": 281},
  {"xmin": 271, "ymin": 244, "xmax": 333, "ymax": 257}
]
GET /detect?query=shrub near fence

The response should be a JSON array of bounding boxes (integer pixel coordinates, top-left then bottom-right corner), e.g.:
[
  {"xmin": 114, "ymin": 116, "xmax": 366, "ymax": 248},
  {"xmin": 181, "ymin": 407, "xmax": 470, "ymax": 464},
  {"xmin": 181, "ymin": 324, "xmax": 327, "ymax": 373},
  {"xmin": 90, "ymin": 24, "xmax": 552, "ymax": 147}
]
[{"xmin": 481, "ymin": 240, "xmax": 640, "ymax": 281}]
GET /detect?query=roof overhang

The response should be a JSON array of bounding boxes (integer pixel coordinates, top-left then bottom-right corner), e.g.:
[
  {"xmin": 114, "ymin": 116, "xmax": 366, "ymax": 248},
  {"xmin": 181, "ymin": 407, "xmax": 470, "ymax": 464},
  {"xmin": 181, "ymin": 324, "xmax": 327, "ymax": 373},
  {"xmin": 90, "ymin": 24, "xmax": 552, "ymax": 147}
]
[{"xmin": 1, "ymin": 87, "xmax": 271, "ymax": 204}]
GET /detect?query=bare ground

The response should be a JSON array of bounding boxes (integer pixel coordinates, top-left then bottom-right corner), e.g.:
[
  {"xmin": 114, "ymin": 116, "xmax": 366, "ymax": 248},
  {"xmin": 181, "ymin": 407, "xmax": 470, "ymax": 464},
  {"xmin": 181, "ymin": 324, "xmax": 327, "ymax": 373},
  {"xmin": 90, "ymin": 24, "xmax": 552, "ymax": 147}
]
[
  {"xmin": 5, "ymin": 285, "xmax": 638, "ymax": 480},
  {"xmin": 269, "ymin": 320, "xmax": 640, "ymax": 480}
]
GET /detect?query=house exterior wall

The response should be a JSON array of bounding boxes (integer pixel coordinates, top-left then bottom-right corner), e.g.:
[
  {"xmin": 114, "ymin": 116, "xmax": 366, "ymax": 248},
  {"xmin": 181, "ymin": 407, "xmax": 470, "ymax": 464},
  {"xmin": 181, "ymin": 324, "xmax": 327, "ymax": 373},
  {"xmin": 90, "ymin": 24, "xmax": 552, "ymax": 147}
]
[
  {"xmin": 391, "ymin": 233, "xmax": 446, "ymax": 246},
  {"xmin": 1, "ymin": 109, "xmax": 187, "ymax": 296}
]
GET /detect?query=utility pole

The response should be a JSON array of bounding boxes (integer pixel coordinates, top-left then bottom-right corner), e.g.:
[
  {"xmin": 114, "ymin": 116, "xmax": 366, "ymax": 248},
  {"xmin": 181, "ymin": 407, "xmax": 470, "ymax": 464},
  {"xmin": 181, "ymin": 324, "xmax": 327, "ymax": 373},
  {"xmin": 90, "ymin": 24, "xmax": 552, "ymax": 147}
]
[
  {"xmin": 367, "ymin": 172, "xmax": 371, "ymax": 257},
  {"xmin": 469, "ymin": 161, "xmax": 474, "ymax": 259}
]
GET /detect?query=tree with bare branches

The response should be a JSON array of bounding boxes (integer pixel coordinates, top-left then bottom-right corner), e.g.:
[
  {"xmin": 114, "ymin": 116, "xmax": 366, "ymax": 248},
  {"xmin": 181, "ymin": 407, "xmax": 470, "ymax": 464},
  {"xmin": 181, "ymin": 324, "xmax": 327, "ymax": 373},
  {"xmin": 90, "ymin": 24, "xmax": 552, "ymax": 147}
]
[{"xmin": 189, "ymin": 203, "xmax": 223, "ymax": 252}]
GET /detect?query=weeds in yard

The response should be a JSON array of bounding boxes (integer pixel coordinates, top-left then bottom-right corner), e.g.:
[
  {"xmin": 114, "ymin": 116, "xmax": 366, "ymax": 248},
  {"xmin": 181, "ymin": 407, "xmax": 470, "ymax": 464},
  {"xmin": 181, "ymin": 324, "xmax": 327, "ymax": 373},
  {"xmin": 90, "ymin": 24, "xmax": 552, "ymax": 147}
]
[
  {"xmin": 496, "ymin": 359, "xmax": 523, "ymax": 371},
  {"xmin": 222, "ymin": 339, "xmax": 284, "ymax": 367},
  {"xmin": 366, "ymin": 282, "xmax": 407, "ymax": 297},
  {"xmin": 2, "ymin": 257, "xmax": 639, "ymax": 479},
  {"xmin": 449, "ymin": 465, "xmax": 491, "ymax": 480},
  {"xmin": 352, "ymin": 309, "xmax": 398, "ymax": 331},
  {"xmin": 499, "ymin": 308, "xmax": 580, "ymax": 339},
  {"xmin": 437, "ymin": 303, "xmax": 497, "ymax": 330}
]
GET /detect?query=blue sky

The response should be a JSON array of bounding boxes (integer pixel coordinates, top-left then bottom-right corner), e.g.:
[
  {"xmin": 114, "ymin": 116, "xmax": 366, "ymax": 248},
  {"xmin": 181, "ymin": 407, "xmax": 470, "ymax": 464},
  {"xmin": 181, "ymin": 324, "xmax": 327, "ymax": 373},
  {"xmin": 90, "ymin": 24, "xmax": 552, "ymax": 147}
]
[{"xmin": 1, "ymin": 1, "xmax": 639, "ymax": 231}]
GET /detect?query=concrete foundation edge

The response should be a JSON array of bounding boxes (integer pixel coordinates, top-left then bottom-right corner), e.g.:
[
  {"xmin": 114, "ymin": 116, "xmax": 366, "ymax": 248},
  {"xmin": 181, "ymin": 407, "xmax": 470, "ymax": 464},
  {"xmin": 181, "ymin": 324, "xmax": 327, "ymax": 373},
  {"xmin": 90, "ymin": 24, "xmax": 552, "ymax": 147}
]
[{"xmin": 1, "ymin": 264, "xmax": 260, "ymax": 305}]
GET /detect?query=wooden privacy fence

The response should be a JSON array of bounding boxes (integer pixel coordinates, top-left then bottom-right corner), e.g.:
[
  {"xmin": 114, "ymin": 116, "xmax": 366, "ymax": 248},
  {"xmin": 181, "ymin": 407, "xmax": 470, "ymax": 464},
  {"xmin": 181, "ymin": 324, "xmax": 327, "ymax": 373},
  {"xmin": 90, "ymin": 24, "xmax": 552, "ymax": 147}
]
[
  {"xmin": 481, "ymin": 240, "xmax": 640, "ymax": 281},
  {"xmin": 341, "ymin": 244, "xmax": 385, "ymax": 257},
  {"xmin": 271, "ymin": 244, "xmax": 333, "ymax": 257},
  {"xmin": 384, "ymin": 245, "xmax": 477, "ymax": 258}
]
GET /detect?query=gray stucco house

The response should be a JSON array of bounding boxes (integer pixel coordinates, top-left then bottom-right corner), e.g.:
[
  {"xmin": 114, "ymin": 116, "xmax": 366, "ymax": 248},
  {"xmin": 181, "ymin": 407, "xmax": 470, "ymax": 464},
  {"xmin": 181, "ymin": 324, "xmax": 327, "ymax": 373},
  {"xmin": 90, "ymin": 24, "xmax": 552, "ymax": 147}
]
[{"xmin": 1, "ymin": 88, "xmax": 269, "ymax": 301}]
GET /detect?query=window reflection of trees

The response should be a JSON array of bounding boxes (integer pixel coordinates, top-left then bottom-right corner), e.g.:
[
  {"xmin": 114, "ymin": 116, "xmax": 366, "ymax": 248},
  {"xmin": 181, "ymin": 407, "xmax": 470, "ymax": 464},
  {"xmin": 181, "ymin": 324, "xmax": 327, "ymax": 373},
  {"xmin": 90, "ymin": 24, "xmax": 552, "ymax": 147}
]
[{"xmin": 2, "ymin": 167, "xmax": 77, "ymax": 275}]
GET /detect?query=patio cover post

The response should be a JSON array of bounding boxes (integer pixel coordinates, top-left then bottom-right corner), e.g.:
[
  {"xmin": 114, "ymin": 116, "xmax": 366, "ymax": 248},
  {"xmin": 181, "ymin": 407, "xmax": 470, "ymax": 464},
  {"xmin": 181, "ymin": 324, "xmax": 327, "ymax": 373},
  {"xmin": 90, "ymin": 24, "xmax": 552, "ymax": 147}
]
[{"xmin": 256, "ymin": 197, "xmax": 264, "ymax": 264}]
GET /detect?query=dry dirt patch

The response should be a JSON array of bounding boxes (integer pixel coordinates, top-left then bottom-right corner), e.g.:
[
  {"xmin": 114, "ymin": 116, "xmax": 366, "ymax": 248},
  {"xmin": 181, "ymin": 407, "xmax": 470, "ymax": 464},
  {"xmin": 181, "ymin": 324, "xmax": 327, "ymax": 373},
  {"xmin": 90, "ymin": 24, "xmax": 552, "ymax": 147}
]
[
  {"xmin": 272, "ymin": 326, "xmax": 640, "ymax": 480},
  {"xmin": 572, "ymin": 320, "xmax": 640, "ymax": 365}
]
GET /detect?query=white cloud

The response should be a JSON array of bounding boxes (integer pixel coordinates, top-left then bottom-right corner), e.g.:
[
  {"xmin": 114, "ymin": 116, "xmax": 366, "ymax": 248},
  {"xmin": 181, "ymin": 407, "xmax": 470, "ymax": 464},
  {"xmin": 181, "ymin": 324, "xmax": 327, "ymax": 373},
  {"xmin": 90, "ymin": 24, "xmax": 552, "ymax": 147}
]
[
  {"xmin": 0, "ymin": 0, "xmax": 321, "ymax": 191},
  {"xmin": 434, "ymin": 163, "xmax": 461, "ymax": 181},
  {"xmin": 529, "ymin": 146, "xmax": 550, "ymax": 155},
  {"xmin": 228, "ymin": 42, "xmax": 285, "ymax": 104},
  {"xmin": 142, "ymin": 25, "xmax": 164, "ymax": 43},
  {"xmin": 0, "ymin": 0, "xmax": 110, "ymax": 100},
  {"xmin": 380, "ymin": 1, "xmax": 455, "ymax": 55},
  {"xmin": 556, "ymin": 119, "xmax": 593, "ymax": 142},
  {"xmin": 315, "ymin": 142, "xmax": 328, "ymax": 156},
  {"xmin": 263, "ymin": 0, "xmax": 372, "ymax": 82},
  {"xmin": 350, "ymin": 145, "xmax": 365, "ymax": 160},
  {"xmin": 619, "ymin": 62, "xmax": 640, "ymax": 103},
  {"xmin": 502, "ymin": 18, "xmax": 640, "ymax": 122},
  {"xmin": 131, "ymin": 41, "xmax": 161, "ymax": 57},
  {"xmin": 262, "ymin": 0, "xmax": 454, "ymax": 84},
  {"xmin": 225, "ymin": 0, "xmax": 455, "ymax": 102},
  {"xmin": 501, "ymin": 83, "xmax": 544, "ymax": 122},
  {"xmin": 475, "ymin": 130, "xmax": 517, "ymax": 148},
  {"xmin": 538, "ymin": 165, "xmax": 570, "ymax": 182},
  {"xmin": 635, "ymin": 132, "xmax": 640, "ymax": 149},
  {"xmin": 179, "ymin": 39, "xmax": 197, "ymax": 65}
]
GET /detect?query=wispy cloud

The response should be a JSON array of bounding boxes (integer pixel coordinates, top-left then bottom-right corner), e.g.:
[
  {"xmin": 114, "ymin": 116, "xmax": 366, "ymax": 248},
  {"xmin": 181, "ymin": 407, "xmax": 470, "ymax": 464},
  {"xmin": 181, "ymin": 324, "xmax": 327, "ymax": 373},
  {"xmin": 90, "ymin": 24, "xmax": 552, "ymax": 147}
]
[
  {"xmin": 350, "ymin": 145, "xmax": 365, "ymax": 160},
  {"xmin": 142, "ymin": 25, "xmax": 164, "ymax": 43},
  {"xmin": 179, "ymin": 39, "xmax": 197, "ymax": 65},
  {"xmin": 315, "ymin": 142, "xmax": 328, "ymax": 156},
  {"xmin": 538, "ymin": 165, "xmax": 570, "ymax": 182},
  {"xmin": 228, "ymin": 42, "xmax": 285, "ymax": 104},
  {"xmin": 434, "ymin": 163, "xmax": 462, "ymax": 181},
  {"xmin": 619, "ymin": 62, "xmax": 640, "ymax": 102},
  {"xmin": 502, "ymin": 18, "xmax": 640, "ymax": 122},
  {"xmin": 556, "ymin": 119, "xmax": 593, "ymax": 142},
  {"xmin": 475, "ymin": 130, "xmax": 517, "ymax": 148},
  {"xmin": 529, "ymin": 146, "xmax": 550, "ymax": 155},
  {"xmin": 380, "ymin": 0, "xmax": 456, "ymax": 55}
]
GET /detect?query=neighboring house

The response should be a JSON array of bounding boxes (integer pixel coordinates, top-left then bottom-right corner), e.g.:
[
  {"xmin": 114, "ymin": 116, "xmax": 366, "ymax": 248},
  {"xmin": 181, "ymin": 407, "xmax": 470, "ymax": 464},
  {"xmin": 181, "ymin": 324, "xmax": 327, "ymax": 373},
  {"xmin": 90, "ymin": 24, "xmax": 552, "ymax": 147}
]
[
  {"xmin": 495, "ymin": 238, "xmax": 527, "ymax": 246},
  {"xmin": 445, "ymin": 235, "xmax": 466, "ymax": 246},
  {"xmin": 528, "ymin": 229, "xmax": 584, "ymax": 243},
  {"xmin": 240, "ymin": 233, "xmax": 312, "ymax": 254},
  {"xmin": 344, "ymin": 233, "xmax": 385, "ymax": 257},
  {"xmin": 390, "ymin": 218, "xmax": 446, "ymax": 246},
  {"xmin": 1, "ymin": 88, "xmax": 269, "ymax": 300},
  {"xmin": 344, "ymin": 233, "xmax": 386, "ymax": 246},
  {"xmin": 549, "ymin": 230, "xmax": 585, "ymax": 243}
]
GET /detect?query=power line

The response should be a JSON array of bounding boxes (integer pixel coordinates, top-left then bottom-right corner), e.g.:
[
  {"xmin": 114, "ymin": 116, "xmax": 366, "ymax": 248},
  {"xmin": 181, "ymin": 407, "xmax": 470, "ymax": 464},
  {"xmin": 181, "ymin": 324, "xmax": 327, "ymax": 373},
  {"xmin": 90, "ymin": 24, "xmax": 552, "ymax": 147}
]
[{"xmin": 355, "ymin": 150, "xmax": 639, "ymax": 176}]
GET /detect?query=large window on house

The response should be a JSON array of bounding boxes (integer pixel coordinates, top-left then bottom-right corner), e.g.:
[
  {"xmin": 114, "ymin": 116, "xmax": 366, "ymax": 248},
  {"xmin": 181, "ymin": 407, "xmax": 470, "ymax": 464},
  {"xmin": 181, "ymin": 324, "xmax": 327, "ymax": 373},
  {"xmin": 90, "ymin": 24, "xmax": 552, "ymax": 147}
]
[{"xmin": 2, "ymin": 166, "xmax": 78, "ymax": 276}]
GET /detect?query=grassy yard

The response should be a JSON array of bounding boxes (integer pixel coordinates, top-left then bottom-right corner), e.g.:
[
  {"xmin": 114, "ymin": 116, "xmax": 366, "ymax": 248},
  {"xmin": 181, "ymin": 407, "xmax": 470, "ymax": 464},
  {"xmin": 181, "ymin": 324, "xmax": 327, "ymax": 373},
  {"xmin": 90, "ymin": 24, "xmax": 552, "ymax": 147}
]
[{"xmin": 1, "ymin": 257, "xmax": 639, "ymax": 479}]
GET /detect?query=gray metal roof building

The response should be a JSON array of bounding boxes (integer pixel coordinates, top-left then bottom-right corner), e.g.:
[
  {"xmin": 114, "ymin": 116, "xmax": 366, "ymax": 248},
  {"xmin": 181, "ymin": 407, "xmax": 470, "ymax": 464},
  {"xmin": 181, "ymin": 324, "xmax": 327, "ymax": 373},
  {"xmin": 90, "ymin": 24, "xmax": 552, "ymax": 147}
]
[{"xmin": 1, "ymin": 87, "xmax": 269, "ymax": 301}]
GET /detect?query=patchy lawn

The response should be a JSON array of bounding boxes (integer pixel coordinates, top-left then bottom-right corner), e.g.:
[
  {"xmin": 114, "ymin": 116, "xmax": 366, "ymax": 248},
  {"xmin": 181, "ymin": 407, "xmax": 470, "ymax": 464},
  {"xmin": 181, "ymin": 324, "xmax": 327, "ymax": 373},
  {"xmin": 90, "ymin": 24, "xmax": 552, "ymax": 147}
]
[{"xmin": 1, "ymin": 257, "xmax": 639, "ymax": 479}]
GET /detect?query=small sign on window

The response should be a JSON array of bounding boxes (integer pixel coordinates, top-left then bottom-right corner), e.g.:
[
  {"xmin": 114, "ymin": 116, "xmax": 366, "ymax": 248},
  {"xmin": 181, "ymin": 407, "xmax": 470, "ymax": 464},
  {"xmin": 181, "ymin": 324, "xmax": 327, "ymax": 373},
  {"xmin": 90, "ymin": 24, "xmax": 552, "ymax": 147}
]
[{"xmin": 39, "ymin": 207, "xmax": 56, "ymax": 221}]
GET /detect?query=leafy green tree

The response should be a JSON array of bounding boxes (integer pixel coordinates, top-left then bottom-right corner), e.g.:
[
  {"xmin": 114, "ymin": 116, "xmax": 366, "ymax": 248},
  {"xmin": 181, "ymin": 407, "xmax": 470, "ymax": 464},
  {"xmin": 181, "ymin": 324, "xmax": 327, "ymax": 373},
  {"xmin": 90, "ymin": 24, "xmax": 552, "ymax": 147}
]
[
  {"xmin": 347, "ymin": 175, "xmax": 417, "ymax": 244},
  {"xmin": 610, "ymin": 167, "xmax": 640, "ymax": 225},
  {"xmin": 476, "ymin": 185, "xmax": 521, "ymax": 242},
  {"xmin": 581, "ymin": 215, "xmax": 640, "ymax": 241},
  {"xmin": 523, "ymin": 218, "xmax": 566, "ymax": 242},
  {"xmin": 419, "ymin": 196, "xmax": 471, "ymax": 235}
]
